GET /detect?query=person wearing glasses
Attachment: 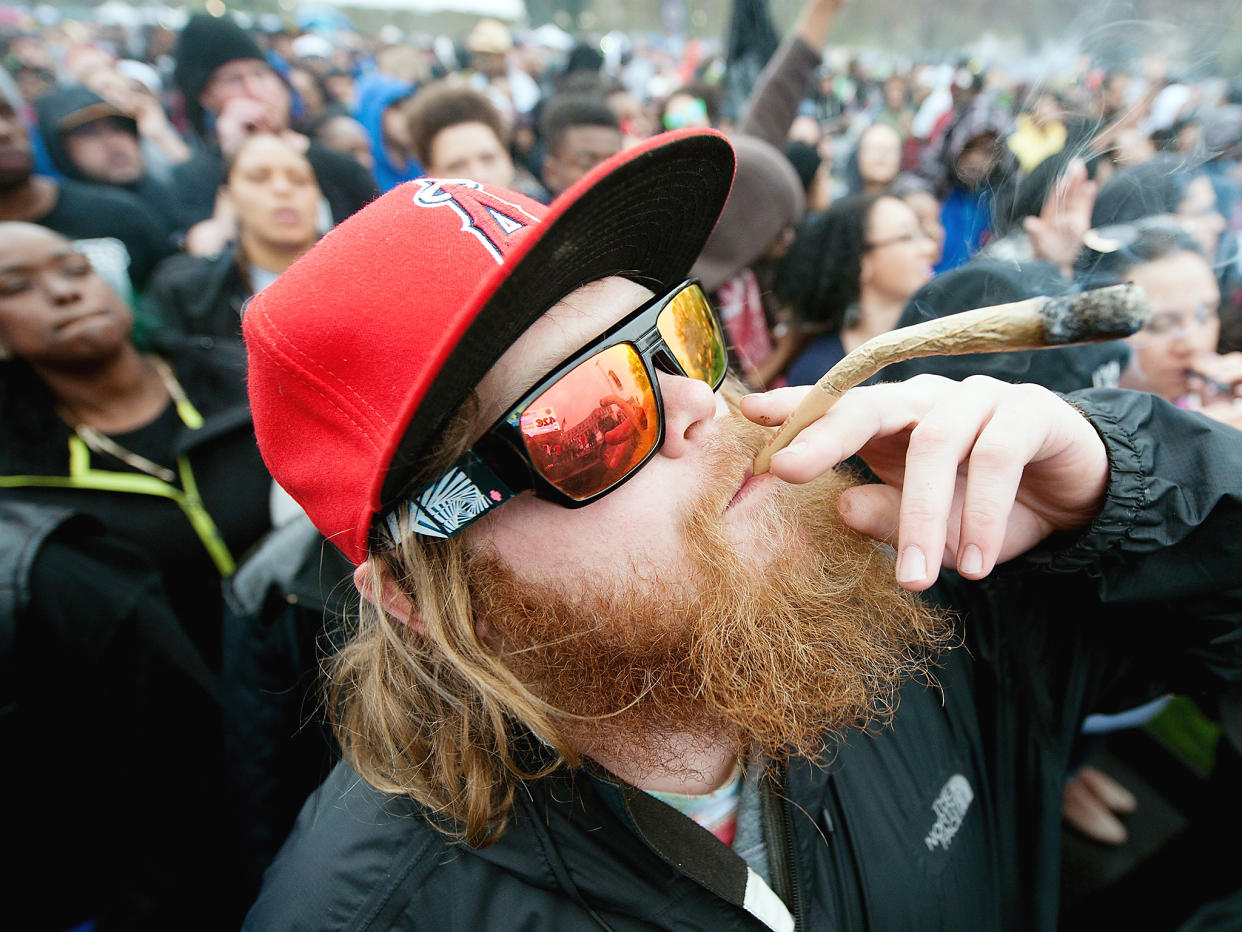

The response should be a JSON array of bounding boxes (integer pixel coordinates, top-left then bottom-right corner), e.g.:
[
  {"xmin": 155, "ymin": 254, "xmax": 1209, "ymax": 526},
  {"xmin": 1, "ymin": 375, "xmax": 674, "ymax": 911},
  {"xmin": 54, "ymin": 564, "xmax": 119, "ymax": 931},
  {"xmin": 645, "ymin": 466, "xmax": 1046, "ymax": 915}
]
[
  {"xmin": 777, "ymin": 192, "xmax": 938, "ymax": 387},
  {"xmin": 1079, "ymin": 217, "xmax": 1242, "ymax": 428},
  {"xmin": 241, "ymin": 130, "xmax": 1242, "ymax": 931}
]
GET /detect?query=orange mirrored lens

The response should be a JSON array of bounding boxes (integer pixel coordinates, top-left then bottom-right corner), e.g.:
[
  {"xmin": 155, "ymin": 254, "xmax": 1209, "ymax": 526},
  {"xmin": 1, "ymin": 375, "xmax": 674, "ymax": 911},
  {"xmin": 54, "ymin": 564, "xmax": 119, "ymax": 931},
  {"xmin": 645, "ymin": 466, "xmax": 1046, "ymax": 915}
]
[
  {"xmin": 518, "ymin": 343, "xmax": 660, "ymax": 500},
  {"xmin": 657, "ymin": 284, "xmax": 726, "ymax": 385}
]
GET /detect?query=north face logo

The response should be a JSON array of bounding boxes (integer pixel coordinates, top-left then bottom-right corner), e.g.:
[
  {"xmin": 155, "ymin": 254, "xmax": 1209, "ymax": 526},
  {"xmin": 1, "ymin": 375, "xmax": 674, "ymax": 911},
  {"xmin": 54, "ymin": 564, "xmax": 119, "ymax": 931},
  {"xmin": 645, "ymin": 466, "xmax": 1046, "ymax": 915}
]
[
  {"xmin": 924, "ymin": 774, "xmax": 974, "ymax": 851},
  {"xmin": 412, "ymin": 178, "xmax": 538, "ymax": 264}
]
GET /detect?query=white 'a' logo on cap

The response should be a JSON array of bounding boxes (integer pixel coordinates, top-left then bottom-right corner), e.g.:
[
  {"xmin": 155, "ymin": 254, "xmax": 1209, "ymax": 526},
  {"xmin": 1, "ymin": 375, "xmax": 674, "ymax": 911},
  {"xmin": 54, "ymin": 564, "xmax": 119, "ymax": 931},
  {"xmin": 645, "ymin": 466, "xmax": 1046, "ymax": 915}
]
[{"xmin": 412, "ymin": 178, "xmax": 539, "ymax": 264}]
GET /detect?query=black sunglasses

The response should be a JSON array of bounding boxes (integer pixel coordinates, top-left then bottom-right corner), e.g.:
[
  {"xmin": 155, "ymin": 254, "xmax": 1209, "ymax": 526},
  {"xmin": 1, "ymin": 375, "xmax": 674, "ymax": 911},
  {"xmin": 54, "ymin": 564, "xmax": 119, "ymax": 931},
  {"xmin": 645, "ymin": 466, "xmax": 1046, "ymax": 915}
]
[{"xmin": 380, "ymin": 280, "xmax": 728, "ymax": 542}]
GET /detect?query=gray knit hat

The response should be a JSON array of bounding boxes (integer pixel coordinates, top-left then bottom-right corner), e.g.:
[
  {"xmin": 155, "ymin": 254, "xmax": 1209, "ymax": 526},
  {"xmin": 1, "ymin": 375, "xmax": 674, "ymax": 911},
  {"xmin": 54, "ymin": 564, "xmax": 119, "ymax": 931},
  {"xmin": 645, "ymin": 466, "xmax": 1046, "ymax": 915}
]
[{"xmin": 691, "ymin": 134, "xmax": 805, "ymax": 292}]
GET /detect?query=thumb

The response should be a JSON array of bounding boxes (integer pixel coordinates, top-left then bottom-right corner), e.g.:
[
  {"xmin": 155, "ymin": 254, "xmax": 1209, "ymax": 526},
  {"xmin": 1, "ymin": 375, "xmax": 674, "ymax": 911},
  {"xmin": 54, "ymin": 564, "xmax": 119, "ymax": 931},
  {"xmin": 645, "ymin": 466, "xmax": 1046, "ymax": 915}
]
[{"xmin": 838, "ymin": 483, "xmax": 901, "ymax": 543}]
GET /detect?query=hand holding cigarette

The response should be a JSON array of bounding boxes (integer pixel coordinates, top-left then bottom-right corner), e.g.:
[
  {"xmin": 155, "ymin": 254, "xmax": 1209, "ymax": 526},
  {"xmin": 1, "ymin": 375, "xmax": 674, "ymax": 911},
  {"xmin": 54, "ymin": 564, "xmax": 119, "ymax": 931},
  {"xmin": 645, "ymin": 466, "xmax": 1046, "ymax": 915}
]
[
  {"xmin": 752, "ymin": 284, "xmax": 1150, "ymax": 475},
  {"xmin": 739, "ymin": 377, "xmax": 1117, "ymax": 590}
]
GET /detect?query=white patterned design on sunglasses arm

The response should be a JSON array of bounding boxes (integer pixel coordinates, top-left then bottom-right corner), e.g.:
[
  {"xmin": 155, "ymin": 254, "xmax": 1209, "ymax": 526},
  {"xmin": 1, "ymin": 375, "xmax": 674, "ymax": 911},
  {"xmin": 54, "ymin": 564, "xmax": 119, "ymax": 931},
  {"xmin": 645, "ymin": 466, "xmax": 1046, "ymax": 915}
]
[{"xmin": 387, "ymin": 455, "xmax": 514, "ymax": 541}]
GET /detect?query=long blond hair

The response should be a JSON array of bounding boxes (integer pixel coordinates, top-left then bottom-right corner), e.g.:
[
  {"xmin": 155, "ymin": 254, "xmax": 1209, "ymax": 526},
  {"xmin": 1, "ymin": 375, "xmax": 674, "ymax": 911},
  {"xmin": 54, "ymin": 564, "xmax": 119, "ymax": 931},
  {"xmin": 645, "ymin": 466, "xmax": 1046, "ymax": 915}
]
[{"xmin": 327, "ymin": 398, "xmax": 579, "ymax": 847}]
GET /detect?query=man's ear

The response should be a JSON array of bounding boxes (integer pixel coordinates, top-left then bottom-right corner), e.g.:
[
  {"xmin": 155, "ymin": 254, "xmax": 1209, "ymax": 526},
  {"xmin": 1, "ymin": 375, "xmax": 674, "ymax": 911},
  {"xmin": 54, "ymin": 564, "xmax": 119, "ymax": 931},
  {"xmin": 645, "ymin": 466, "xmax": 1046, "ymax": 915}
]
[{"xmin": 353, "ymin": 563, "xmax": 426, "ymax": 635}]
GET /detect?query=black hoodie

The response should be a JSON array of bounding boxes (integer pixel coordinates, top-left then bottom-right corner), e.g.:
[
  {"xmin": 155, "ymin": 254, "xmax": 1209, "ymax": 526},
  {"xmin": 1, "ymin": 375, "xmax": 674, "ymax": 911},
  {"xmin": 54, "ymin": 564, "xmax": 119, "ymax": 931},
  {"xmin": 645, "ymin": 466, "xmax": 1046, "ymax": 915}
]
[{"xmin": 35, "ymin": 84, "xmax": 182, "ymax": 237}]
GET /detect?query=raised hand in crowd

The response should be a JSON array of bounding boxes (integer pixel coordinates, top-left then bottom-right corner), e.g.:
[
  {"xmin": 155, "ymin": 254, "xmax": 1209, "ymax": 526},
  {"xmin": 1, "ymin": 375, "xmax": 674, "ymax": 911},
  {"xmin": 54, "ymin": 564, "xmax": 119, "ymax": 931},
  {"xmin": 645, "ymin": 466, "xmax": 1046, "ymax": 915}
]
[
  {"xmin": 1023, "ymin": 157, "xmax": 1097, "ymax": 276},
  {"xmin": 215, "ymin": 96, "xmax": 311, "ymax": 158}
]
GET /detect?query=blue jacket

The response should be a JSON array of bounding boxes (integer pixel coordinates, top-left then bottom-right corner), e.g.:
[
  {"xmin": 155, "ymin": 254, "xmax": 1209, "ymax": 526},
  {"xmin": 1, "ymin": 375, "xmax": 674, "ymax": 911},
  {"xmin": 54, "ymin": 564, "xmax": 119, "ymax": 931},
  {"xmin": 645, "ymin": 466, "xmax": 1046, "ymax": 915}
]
[{"xmin": 354, "ymin": 73, "xmax": 422, "ymax": 192}]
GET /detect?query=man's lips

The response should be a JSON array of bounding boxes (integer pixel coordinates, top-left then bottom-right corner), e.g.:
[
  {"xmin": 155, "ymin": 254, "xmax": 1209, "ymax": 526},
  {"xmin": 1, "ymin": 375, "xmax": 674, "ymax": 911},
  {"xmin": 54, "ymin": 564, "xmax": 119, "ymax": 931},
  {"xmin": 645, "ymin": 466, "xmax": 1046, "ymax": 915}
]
[{"xmin": 725, "ymin": 465, "xmax": 774, "ymax": 512}]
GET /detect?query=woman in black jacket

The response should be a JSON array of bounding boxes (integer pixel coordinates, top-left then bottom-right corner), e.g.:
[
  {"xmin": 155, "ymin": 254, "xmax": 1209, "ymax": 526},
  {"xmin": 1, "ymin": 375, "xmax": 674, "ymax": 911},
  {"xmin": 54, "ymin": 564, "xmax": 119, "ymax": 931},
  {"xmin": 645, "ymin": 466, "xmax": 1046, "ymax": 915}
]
[
  {"xmin": 143, "ymin": 134, "xmax": 324, "ymax": 343},
  {"xmin": 0, "ymin": 221, "xmax": 274, "ymax": 667},
  {"xmin": 777, "ymin": 192, "xmax": 939, "ymax": 386}
]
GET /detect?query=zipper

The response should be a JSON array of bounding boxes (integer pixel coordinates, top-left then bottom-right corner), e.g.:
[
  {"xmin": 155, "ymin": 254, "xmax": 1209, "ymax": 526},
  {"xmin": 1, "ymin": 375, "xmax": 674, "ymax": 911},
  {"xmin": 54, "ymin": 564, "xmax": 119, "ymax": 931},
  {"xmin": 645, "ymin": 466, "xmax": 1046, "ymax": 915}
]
[{"xmin": 761, "ymin": 768, "xmax": 805, "ymax": 929}]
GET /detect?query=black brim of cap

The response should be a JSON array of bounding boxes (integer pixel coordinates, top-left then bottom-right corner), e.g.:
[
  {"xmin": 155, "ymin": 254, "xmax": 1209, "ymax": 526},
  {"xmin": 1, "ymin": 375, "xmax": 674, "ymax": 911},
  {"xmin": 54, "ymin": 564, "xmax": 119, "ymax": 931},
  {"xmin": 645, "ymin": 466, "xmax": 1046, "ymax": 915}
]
[{"xmin": 379, "ymin": 130, "xmax": 736, "ymax": 513}]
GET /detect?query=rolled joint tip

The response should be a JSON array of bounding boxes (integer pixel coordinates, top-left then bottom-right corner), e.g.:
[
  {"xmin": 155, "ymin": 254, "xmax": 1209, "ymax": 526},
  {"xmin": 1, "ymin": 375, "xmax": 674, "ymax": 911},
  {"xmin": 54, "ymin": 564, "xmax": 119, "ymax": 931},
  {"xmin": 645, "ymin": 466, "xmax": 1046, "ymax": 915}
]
[{"xmin": 1044, "ymin": 283, "xmax": 1151, "ymax": 344}]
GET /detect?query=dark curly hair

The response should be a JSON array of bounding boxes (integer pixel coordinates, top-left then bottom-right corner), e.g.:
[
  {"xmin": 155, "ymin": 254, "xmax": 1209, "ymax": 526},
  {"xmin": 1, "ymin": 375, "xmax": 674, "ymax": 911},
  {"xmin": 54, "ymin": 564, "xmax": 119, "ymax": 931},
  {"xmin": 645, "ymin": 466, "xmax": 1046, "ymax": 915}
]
[
  {"xmin": 776, "ymin": 192, "xmax": 885, "ymax": 332},
  {"xmin": 406, "ymin": 80, "xmax": 508, "ymax": 168}
]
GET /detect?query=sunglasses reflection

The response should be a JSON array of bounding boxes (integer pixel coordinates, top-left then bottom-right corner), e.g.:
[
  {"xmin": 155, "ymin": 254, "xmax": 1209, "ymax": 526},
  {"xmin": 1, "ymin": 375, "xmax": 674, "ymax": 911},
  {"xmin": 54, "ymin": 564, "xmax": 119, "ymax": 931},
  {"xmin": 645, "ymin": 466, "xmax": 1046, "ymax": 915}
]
[
  {"xmin": 521, "ymin": 346, "xmax": 659, "ymax": 499},
  {"xmin": 659, "ymin": 289, "xmax": 722, "ymax": 383}
]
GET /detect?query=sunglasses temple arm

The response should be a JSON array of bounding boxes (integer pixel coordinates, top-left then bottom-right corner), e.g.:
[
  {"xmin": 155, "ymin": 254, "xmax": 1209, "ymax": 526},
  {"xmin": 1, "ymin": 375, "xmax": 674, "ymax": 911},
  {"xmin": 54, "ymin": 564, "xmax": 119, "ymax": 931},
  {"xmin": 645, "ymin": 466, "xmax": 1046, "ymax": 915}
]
[{"xmin": 385, "ymin": 450, "xmax": 516, "ymax": 541}]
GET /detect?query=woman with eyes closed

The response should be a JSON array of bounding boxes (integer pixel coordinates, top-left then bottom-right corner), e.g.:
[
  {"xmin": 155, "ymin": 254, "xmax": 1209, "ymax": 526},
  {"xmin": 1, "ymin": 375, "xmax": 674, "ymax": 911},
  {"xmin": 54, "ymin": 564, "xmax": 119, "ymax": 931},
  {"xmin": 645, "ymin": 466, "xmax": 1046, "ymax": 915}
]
[
  {"xmin": 0, "ymin": 222, "xmax": 274, "ymax": 668},
  {"xmin": 144, "ymin": 133, "xmax": 324, "ymax": 343},
  {"xmin": 777, "ymin": 192, "xmax": 938, "ymax": 387}
]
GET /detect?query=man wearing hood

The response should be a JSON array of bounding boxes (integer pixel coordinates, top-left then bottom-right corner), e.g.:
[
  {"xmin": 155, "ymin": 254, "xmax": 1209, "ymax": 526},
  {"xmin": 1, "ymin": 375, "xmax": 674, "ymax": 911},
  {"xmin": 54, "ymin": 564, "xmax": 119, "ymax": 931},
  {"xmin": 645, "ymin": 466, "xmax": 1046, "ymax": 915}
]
[
  {"xmin": 0, "ymin": 86, "xmax": 170, "ymax": 297},
  {"xmin": 35, "ymin": 84, "xmax": 181, "ymax": 238},
  {"xmin": 922, "ymin": 97, "xmax": 1016, "ymax": 273}
]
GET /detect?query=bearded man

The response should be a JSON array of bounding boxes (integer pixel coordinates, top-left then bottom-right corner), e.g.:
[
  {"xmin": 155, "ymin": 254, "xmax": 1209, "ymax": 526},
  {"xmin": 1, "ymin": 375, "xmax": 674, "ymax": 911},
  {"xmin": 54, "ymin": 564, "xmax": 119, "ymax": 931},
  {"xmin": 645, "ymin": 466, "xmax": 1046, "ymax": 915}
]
[{"xmin": 241, "ymin": 130, "xmax": 1242, "ymax": 930}]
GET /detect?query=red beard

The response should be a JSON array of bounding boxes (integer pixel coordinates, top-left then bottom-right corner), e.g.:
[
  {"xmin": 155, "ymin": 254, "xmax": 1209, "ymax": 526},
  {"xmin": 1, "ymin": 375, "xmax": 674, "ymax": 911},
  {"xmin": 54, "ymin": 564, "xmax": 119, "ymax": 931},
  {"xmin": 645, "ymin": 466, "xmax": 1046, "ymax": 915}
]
[{"xmin": 469, "ymin": 412, "xmax": 950, "ymax": 776}]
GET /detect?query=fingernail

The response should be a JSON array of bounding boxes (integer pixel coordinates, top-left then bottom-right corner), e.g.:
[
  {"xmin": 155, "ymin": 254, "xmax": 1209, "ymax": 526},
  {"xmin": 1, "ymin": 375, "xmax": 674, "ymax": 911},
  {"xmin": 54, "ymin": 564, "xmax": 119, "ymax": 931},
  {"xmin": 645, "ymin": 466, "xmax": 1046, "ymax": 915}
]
[
  {"xmin": 958, "ymin": 543, "xmax": 983, "ymax": 576},
  {"xmin": 773, "ymin": 441, "xmax": 806, "ymax": 459},
  {"xmin": 897, "ymin": 546, "xmax": 926, "ymax": 583},
  {"xmin": 741, "ymin": 393, "xmax": 759, "ymax": 402}
]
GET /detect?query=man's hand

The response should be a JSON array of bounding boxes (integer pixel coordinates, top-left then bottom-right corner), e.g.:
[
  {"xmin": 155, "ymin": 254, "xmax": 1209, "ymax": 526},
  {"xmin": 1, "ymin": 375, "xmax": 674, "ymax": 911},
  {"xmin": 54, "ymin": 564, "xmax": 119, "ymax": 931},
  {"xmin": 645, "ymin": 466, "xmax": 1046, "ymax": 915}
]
[
  {"xmin": 741, "ymin": 375, "xmax": 1109, "ymax": 590},
  {"xmin": 1190, "ymin": 351, "xmax": 1242, "ymax": 401},
  {"xmin": 1023, "ymin": 158, "xmax": 1096, "ymax": 277},
  {"xmin": 215, "ymin": 97, "xmax": 310, "ymax": 159}
]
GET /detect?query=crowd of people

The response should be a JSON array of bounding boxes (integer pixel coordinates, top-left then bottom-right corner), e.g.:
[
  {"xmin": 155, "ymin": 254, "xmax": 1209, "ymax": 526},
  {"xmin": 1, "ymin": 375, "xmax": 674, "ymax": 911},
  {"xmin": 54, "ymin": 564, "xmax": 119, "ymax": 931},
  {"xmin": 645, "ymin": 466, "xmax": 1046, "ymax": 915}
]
[{"xmin": 1, "ymin": 0, "xmax": 1240, "ymax": 929}]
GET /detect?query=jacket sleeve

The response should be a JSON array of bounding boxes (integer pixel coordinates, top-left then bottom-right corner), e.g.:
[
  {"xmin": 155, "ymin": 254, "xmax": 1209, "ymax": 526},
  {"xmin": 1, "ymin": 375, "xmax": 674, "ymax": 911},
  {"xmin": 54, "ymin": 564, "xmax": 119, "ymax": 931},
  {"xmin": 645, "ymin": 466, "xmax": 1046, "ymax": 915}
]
[
  {"xmin": 1047, "ymin": 388, "xmax": 1242, "ymax": 606},
  {"xmin": 737, "ymin": 37, "xmax": 821, "ymax": 148}
]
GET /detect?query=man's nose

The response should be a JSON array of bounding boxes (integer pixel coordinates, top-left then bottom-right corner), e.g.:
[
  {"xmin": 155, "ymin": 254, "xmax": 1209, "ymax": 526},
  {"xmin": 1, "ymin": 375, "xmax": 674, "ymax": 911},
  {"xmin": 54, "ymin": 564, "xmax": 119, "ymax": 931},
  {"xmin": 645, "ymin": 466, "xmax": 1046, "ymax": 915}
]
[{"xmin": 656, "ymin": 371, "xmax": 719, "ymax": 458}]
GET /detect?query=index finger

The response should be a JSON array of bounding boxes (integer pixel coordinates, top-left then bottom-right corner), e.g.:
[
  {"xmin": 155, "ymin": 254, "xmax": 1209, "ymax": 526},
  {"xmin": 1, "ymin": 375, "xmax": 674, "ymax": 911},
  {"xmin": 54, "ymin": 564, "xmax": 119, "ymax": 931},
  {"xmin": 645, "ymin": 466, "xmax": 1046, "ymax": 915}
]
[
  {"xmin": 739, "ymin": 386, "xmax": 815, "ymax": 428},
  {"xmin": 758, "ymin": 378, "xmax": 955, "ymax": 485}
]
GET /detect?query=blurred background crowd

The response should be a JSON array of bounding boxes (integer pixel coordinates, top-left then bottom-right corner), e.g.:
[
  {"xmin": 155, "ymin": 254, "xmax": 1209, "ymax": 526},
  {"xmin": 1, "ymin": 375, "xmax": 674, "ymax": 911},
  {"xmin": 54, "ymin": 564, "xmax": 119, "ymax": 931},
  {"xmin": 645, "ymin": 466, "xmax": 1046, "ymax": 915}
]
[{"xmin": 0, "ymin": 0, "xmax": 1239, "ymax": 929}]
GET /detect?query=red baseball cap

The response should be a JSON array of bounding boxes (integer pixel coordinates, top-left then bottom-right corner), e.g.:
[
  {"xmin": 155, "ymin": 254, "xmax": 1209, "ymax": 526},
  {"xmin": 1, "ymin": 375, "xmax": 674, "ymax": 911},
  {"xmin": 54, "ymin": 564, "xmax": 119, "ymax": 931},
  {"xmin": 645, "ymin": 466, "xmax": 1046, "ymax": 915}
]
[{"xmin": 245, "ymin": 128, "xmax": 736, "ymax": 564}]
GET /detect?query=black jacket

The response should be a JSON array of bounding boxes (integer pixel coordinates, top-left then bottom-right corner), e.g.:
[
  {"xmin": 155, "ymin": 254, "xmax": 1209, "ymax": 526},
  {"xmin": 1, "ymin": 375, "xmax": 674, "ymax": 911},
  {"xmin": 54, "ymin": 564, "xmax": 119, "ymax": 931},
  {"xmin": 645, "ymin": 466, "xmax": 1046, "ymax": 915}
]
[
  {"xmin": 35, "ymin": 178, "xmax": 175, "ymax": 293},
  {"xmin": 222, "ymin": 513, "xmax": 355, "ymax": 906},
  {"xmin": 144, "ymin": 246, "xmax": 252, "ymax": 342},
  {"xmin": 246, "ymin": 390, "xmax": 1242, "ymax": 931},
  {"xmin": 0, "ymin": 502, "xmax": 231, "ymax": 929}
]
